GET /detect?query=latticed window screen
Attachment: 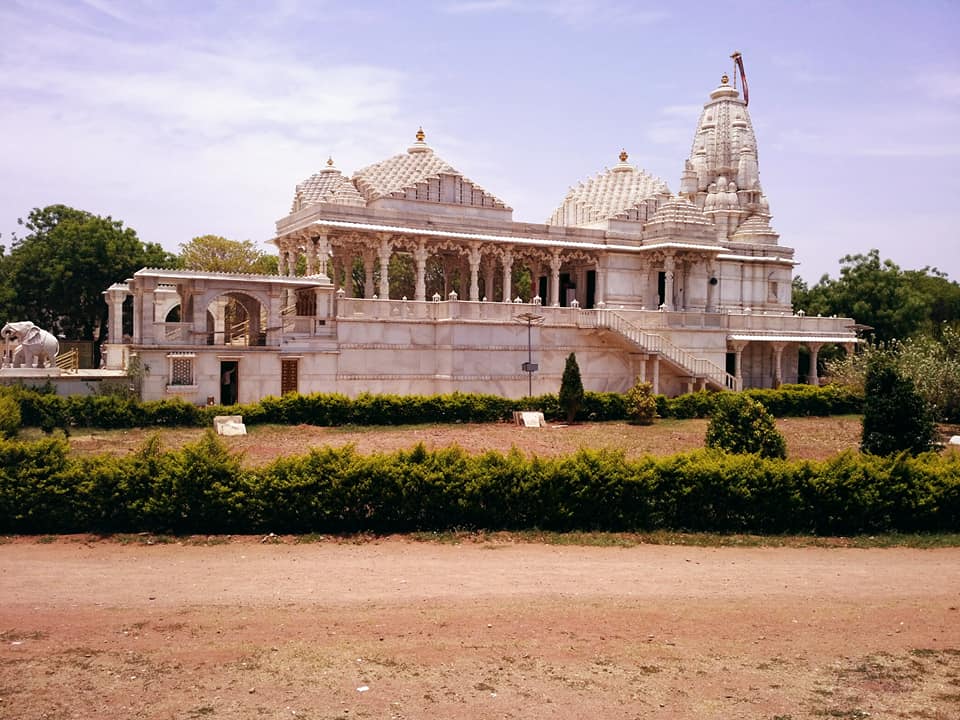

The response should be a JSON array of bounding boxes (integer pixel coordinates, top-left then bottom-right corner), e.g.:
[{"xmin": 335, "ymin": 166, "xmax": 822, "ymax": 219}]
[{"xmin": 170, "ymin": 357, "xmax": 194, "ymax": 386}]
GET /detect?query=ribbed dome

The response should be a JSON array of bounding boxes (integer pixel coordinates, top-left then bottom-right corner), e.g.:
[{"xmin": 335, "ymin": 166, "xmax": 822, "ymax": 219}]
[
  {"xmin": 547, "ymin": 152, "xmax": 670, "ymax": 227},
  {"xmin": 291, "ymin": 159, "xmax": 365, "ymax": 213}
]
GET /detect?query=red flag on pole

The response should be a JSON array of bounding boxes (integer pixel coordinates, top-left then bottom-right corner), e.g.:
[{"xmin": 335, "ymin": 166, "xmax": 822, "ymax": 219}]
[{"xmin": 732, "ymin": 52, "xmax": 749, "ymax": 106}]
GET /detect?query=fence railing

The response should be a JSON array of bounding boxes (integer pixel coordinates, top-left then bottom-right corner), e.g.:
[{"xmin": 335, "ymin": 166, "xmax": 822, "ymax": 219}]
[{"xmin": 55, "ymin": 348, "xmax": 80, "ymax": 373}]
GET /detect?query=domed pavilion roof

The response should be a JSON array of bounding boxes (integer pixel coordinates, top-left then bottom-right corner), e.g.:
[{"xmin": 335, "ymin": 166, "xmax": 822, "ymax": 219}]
[{"xmin": 351, "ymin": 128, "xmax": 509, "ymax": 209}]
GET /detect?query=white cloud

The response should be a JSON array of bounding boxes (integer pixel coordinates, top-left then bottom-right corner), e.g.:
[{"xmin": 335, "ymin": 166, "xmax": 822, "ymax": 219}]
[
  {"xmin": 440, "ymin": 0, "xmax": 667, "ymax": 25},
  {"xmin": 0, "ymin": 2, "xmax": 412, "ymax": 249}
]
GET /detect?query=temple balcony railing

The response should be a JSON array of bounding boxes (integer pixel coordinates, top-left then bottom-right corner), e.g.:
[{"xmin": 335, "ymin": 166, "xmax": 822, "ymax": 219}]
[{"xmin": 335, "ymin": 296, "xmax": 584, "ymax": 325}]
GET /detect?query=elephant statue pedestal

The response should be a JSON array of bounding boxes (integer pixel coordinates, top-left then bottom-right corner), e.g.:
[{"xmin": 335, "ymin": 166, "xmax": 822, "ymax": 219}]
[{"xmin": 0, "ymin": 365, "xmax": 62, "ymax": 377}]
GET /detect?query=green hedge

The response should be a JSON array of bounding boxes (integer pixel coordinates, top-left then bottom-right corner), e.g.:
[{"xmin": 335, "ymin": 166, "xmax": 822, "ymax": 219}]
[
  {"xmin": 0, "ymin": 384, "xmax": 862, "ymax": 432},
  {"xmin": 1, "ymin": 433, "xmax": 954, "ymax": 536}
]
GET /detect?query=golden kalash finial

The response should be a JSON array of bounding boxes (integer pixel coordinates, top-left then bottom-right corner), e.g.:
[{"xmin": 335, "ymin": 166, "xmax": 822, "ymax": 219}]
[
  {"xmin": 619, "ymin": 149, "xmax": 628, "ymax": 163},
  {"xmin": 416, "ymin": 127, "xmax": 425, "ymax": 142},
  {"xmin": 721, "ymin": 73, "xmax": 730, "ymax": 85},
  {"xmin": 326, "ymin": 156, "xmax": 334, "ymax": 167}
]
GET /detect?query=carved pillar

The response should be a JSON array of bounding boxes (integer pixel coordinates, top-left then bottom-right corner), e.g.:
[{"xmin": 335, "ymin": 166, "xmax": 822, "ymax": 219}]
[
  {"xmin": 807, "ymin": 342, "xmax": 823, "ymax": 386},
  {"xmin": 461, "ymin": 256, "xmax": 470, "ymax": 297},
  {"xmin": 414, "ymin": 241, "xmax": 428, "ymax": 302},
  {"xmin": 285, "ymin": 246, "xmax": 297, "ymax": 277},
  {"xmin": 771, "ymin": 342, "xmax": 786, "ymax": 388},
  {"xmin": 378, "ymin": 235, "xmax": 391, "ymax": 300},
  {"xmin": 663, "ymin": 254, "xmax": 675, "ymax": 311},
  {"xmin": 501, "ymin": 249, "xmax": 513, "ymax": 302},
  {"xmin": 277, "ymin": 243, "xmax": 288, "ymax": 276},
  {"xmin": 362, "ymin": 249, "xmax": 376, "ymax": 299},
  {"xmin": 549, "ymin": 251, "xmax": 562, "ymax": 307},
  {"xmin": 316, "ymin": 233, "xmax": 330, "ymax": 277},
  {"xmin": 706, "ymin": 259, "xmax": 718, "ymax": 312},
  {"xmin": 651, "ymin": 355, "xmax": 660, "ymax": 395},
  {"xmin": 468, "ymin": 243, "xmax": 482, "ymax": 301},
  {"xmin": 343, "ymin": 254, "xmax": 355, "ymax": 297},
  {"xmin": 730, "ymin": 340, "xmax": 749, "ymax": 385},
  {"xmin": 483, "ymin": 257, "xmax": 496, "ymax": 301},
  {"xmin": 305, "ymin": 236, "xmax": 317, "ymax": 276},
  {"xmin": 595, "ymin": 258, "xmax": 607, "ymax": 306}
]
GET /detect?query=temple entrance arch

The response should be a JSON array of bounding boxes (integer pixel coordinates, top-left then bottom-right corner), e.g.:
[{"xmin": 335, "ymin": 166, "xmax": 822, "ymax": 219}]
[{"xmin": 205, "ymin": 291, "xmax": 267, "ymax": 346}]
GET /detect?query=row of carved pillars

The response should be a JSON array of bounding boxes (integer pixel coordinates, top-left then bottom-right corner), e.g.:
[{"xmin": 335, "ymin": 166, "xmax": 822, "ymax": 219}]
[{"xmin": 278, "ymin": 233, "xmax": 604, "ymax": 307}]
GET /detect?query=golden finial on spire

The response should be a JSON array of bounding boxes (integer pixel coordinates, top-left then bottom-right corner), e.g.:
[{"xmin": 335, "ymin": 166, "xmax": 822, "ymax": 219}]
[
  {"xmin": 326, "ymin": 156, "xmax": 334, "ymax": 167},
  {"xmin": 619, "ymin": 149, "xmax": 628, "ymax": 163},
  {"xmin": 721, "ymin": 73, "xmax": 729, "ymax": 85},
  {"xmin": 416, "ymin": 126, "xmax": 425, "ymax": 142}
]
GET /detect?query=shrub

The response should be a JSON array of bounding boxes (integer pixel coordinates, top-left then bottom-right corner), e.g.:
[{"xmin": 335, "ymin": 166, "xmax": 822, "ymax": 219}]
[
  {"xmin": 558, "ymin": 353, "xmax": 584, "ymax": 423},
  {"xmin": 705, "ymin": 394, "xmax": 787, "ymax": 459},
  {"xmin": 624, "ymin": 378, "xmax": 658, "ymax": 425},
  {"xmin": 0, "ymin": 394, "xmax": 21, "ymax": 438},
  {"xmin": 861, "ymin": 353, "xmax": 937, "ymax": 456}
]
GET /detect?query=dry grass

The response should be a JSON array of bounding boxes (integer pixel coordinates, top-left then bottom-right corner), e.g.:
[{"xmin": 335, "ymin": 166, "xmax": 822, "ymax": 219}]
[{"xmin": 61, "ymin": 415, "xmax": 865, "ymax": 467}]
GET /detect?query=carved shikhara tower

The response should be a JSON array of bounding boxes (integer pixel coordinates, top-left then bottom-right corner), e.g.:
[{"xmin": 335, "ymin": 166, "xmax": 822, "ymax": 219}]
[{"xmin": 103, "ymin": 62, "xmax": 858, "ymax": 405}]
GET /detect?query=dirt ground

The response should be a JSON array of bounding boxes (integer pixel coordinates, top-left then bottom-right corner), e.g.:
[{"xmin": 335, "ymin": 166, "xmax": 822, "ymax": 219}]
[
  {"xmin": 64, "ymin": 416, "xmax": 866, "ymax": 466},
  {"xmin": 1, "ymin": 536, "xmax": 958, "ymax": 719}
]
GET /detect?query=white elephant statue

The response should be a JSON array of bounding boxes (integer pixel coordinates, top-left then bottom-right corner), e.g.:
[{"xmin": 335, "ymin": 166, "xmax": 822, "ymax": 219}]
[{"xmin": 1, "ymin": 321, "xmax": 60, "ymax": 368}]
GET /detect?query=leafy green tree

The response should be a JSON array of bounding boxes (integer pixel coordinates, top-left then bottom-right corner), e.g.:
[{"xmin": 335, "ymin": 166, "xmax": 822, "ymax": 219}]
[
  {"xmin": 793, "ymin": 250, "xmax": 949, "ymax": 343},
  {"xmin": 179, "ymin": 234, "xmax": 277, "ymax": 274},
  {"xmin": 558, "ymin": 352, "xmax": 584, "ymax": 423},
  {"xmin": 705, "ymin": 393, "xmax": 786, "ymax": 459},
  {"xmin": 860, "ymin": 352, "xmax": 937, "ymax": 455},
  {"xmin": 1, "ymin": 205, "xmax": 178, "ymax": 364}
]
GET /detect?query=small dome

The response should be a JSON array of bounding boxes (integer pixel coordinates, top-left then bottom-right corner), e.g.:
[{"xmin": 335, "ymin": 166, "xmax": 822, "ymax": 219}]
[
  {"xmin": 645, "ymin": 196, "xmax": 714, "ymax": 229},
  {"xmin": 730, "ymin": 213, "xmax": 779, "ymax": 244},
  {"xmin": 291, "ymin": 158, "xmax": 365, "ymax": 212},
  {"xmin": 548, "ymin": 153, "xmax": 670, "ymax": 226}
]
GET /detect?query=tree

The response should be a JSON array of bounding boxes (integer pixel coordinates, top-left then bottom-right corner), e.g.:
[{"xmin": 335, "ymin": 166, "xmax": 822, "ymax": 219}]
[
  {"xmin": 860, "ymin": 352, "xmax": 937, "ymax": 455},
  {"xmin": 793, "ymin": 250, "xmax": 949, "ymax": 343},
  {"xmin": 178, "ymin": 234, "xmax": 277, "ymax": 274},
  {"xmin": 558, "ymin": 352, "xmax": 584, "ymax": 423},
  {"xmin": 624, "ymin": 378, "xmax": 658, "ymax": 425},
  {"xmin": 705, "ymin": 394, "xmax": 786, "ymax": 459},
  {"xmin": 0, "ymin": 205, "xmax": 178, "ymax": 364}
]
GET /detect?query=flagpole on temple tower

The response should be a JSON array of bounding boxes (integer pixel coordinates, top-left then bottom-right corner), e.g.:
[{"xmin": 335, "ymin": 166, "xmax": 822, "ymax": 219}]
[{"xmin": 731, "ymin": 51, "xmax": 741, "ymax": 91}]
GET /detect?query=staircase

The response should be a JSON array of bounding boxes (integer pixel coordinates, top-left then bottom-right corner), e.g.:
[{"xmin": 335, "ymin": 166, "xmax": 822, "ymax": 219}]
[{"xmin": 583, "ymin": 309, "xmax": 739, "ymax": 391}]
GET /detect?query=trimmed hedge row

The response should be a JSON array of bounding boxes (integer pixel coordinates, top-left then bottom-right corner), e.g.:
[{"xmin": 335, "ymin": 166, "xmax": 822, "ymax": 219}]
[
  {"xmin": 1, "ymin": 384, "xmax": 862, "ymax": 432},
  {"xmin": 1, "ymin": 433, "xmax": 955, "ymax": 536}
]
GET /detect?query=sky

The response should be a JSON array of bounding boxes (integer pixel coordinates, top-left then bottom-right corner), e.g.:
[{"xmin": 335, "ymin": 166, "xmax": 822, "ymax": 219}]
[{"xmin": 1, "ymin": 0, "xmax": 958, "ymax": 284}]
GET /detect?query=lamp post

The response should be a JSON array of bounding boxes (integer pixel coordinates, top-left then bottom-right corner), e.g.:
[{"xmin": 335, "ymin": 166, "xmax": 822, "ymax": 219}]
[{"xmin": 515, "ymin": 311, "xmax": 544, "ymax": 399}]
